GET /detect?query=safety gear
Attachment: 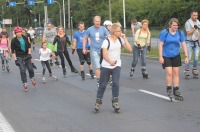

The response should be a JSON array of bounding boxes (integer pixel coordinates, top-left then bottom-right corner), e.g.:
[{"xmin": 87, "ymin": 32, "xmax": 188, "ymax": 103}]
[
  {"xmin": 14, "ymin": 26, "xmax": 22, "ymax": 33},
  {"xmin": 103, "ymin": 20, "xmax": 112, "ymax": 26}
]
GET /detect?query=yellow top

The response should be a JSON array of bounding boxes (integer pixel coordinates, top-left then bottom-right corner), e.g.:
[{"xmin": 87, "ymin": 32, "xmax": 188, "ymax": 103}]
[{"xmin": 135, "ymin": 29, "xmax": 150, "ymax": 47}]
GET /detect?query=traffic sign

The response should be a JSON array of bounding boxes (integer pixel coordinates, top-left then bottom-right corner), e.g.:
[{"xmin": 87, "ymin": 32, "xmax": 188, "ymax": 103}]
[
  {"xmin": 47, "ymin": 0, "xmax": 54, "ymax": 5},
  {"xmin": 9, "ymin": 1, "xmax": 16, "ymax": 7},
  {"xmin": 28, "ymin": 0, "xmax": 35, "ymax": 6}
]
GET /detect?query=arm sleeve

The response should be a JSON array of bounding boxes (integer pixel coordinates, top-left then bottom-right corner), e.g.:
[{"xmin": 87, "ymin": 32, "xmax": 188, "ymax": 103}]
[
  {"xmin": 101, "ymin": 39, "xmax": 109, "ymax": 48},
  {"xmin": 159, "ymin": 30, "xmax": 167, "ymax": 42},
  {"xmin": 180, "ymin": 31, "xmax": 186, "ymax": 42},
  {"xmin": 85, "ymin": 28, "xmax": 90, "ymax": 38},
  {"xmin": 185, "ymin": 21, "xmax": 190, "ymax": 32},
  {"xmin": 66, "ymin": 35, "xmax": 71, "ymax": 45},
  {"xmin": 53, "ymin": 36, "xmax": 57, "ymax": 45},
  {"xmin": 11, "ymin": 40, "xmax": 15, "ymax": 54}
]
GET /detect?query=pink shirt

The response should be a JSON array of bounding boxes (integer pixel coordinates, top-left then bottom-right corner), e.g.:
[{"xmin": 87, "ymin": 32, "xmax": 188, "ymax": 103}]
[{"xmin": 0, "ymin": 38, "xmax": 9, "ymax": 50}]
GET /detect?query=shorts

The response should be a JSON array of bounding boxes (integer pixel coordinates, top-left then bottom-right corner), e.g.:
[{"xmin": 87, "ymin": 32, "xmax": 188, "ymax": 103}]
[
  {"xmin": 162, "ymin": 54, "xmax": 181, "ymax": 69},
  {"xmin": 77, "ymin": 49, "xmax": 91, "ymax": 63},
  {"xmin": 30, "ymin": 38, "xmax": 35, "ymax": 43},
  {"xmin": 90, "ymin": 50, "xmax": 101, "ymax": 69},
  {"xmin": 47, "ymin": 43, "xmax": 57, "ymax": 52}
]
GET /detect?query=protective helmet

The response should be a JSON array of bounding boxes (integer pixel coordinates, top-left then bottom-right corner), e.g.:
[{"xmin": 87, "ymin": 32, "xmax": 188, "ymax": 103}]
[
  {"xmin": 103, "ymin": 20, "xmax": 112, "ymax": 26},
  {"xmin": 14, "ymin": 26, "xmax": 22, "ymax": 33}
]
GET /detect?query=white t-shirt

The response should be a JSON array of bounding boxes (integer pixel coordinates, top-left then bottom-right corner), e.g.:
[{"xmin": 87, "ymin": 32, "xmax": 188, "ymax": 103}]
[
  {"xmin": 39, "ymin": 48, "xmax": 52, "ymax": 61},
  {"xmin": 28, "ymin": 30, "xmax": 35, "ymax": 39},
  {"xmin": 101, "ymin": 38, "xmax": 124, "ymax": 69}
]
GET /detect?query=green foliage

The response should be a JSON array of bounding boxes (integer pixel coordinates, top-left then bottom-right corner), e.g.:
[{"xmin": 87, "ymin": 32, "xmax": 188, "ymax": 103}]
[{"xmin": 0, "ymin": 0, "xmax": 200, "ymax": 28}]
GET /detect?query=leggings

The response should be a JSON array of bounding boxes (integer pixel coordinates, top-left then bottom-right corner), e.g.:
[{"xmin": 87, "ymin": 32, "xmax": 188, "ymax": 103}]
[
  {"xmin": 57, "ymin": 49, "xmax": 73, "ymax": 69},
  {"xmin": 41, "ymin": 60, "xmax": 52, "ymax": 75}
]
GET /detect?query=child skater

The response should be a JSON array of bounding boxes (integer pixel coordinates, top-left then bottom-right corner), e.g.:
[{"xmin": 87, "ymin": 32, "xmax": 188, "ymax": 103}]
[{"xmin": 39, "ymin": 42, "xmax": 58, "ymax": 83}]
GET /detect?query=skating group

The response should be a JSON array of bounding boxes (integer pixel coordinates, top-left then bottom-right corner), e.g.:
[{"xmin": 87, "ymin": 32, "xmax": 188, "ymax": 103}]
[{"xmin": 0, "ymin": 10, "xmax": 199, "ymax": 112}]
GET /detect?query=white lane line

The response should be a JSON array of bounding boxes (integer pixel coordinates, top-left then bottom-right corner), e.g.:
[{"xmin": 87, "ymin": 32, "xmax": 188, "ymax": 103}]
[
  {"xmin": 85, "ymin": 73, "xmax": 96, "ymax": 78},
  {"xmin": 0, "ymin": 113, "xmax": 15, "ymax": 132},
  {"xmin": 139, "ymin": 89, "xmax": 178, "ymax": 102}
]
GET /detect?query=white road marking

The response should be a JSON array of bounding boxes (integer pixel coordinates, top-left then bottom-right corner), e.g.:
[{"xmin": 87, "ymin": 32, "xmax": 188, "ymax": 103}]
[
  {"xmin": 85, "ymin": 73, "xmax": 96, "ymax": 78},
  {"xmin": 139, "ymin": 89, "xmax": 178, "ymax": 102},
  {"xmin": 0, "ymin": 113, "xmax": 15, "ymax": 132}
]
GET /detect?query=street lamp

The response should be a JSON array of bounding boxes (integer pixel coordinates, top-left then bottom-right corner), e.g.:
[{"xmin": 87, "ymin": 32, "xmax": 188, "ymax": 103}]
[
  {"xmin": 109, "ymin": 0, "xmax": 112, "ymax": 21},
  {"xmin": 123, "ymin": 0, "xmax": 126, "ymax": 30},
  {"xmin": 63, "ymin": 0, "xmax": 66, "ymax": 29},
  {"xmin": 55, "ymin": 1, "xmax": 62, "ymax": 26}
]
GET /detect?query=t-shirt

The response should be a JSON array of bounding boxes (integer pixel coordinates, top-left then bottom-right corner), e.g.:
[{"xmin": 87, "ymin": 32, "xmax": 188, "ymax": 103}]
[
  {"xmin": 43, "ymin": 28, "xmax": 57, "ymax": 43},
  {"xmin": 27, "ymin": 30, "xmax": 35, "ymax": 39},
  {"xmin": 101, "ymin": 38, "xmax": 124, "ymax": 69},
  {"xmin": 73, "ymin": 30, "xmax": 89, "ymax": 49},
  {"xmin": 131, "ymin": 22, "xmax": 142, "ymax": 34},
  {"xmin": 159, "ymin": 29, "xmax": 185, "ymax": 57},
  {"xmin": 185, "ymin": 18, "xmax": 200, "ymax": 41},
  {"xmin": 39, "ymin": 48, "xmax": 52, "ymax": 61},
  {"xmin": 85, "ymin": 26, "xmax": 109, "ymax": 52}
]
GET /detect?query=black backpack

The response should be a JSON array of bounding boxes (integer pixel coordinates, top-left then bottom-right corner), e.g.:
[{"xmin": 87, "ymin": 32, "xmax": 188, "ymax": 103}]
[{"xmin": 100, "ymin": 37, "xmax": 123, "ymax": 64}]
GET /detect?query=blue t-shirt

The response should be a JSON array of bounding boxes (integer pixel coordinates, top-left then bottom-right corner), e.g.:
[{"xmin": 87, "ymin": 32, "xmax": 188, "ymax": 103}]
[
  {"xmin": 85, "ymin": 26, "xmax": 109, "ymax": 52},
  {"xmin": 159, "ymin": 29, "xmax": 185, "ymax": 57},
  {"xmin": 73, "ymin": 30, "xmax": 89, "ymax": 49},
  {"xmin": 18, "ymin": 37, "xmax": 26, "ymax": 52}
]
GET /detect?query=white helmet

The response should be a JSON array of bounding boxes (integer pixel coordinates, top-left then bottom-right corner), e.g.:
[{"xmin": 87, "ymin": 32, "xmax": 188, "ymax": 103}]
[{"xmin": 103, "ymin": 20, "xmax": 112, "ymax": 26}]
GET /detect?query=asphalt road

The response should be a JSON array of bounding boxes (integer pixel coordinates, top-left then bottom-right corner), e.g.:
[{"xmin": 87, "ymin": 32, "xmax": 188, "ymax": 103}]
[{"xmin": 0, "ymin": 45, "xmax": 199, "ymax": 132}]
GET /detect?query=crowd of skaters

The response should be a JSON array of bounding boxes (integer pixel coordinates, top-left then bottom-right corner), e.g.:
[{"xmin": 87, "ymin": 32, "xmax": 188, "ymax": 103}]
[{"xmin": 0, "ymin": 10, "xmax": 199, "ymax": 112}]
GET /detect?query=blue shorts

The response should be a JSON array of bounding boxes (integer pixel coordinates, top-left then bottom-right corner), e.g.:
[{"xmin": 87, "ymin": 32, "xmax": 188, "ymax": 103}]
[{"xmin": 90, "ymin": 50, "xmax": 101, "ymax": 69}]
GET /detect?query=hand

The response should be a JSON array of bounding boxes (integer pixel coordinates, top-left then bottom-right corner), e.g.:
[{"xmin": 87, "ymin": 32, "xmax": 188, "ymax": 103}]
[
  {"xmin": 82, "ymin": 48, "xmax": 87, "ymax": 54},
  {"xmin": 194, "ymin": 25, "xmax": 198, "ymax": 29},
  {"xmin": 185, "ymin": 57, "xmax": 189, "ymax": 64},
  {"xmin": 72, "ymin": 49, "xmax": 75, "ymax": 54},
  {"xmin": 137, "ymin": 44, "xmax": 142, "ymax": 50},
  {"xmin": 109, "ymin": 60, "xmax": 117, "ymax": 66},
  {"xmin": 121, "ymin": 33, "xmax": 126, "ymax": 39},
  {"xmin": 159, "ymin": 57, "xmax": 164, "ymax": 64},
  {"xmin": 15, "ymin": 60, "xmax": 20, "ymax": 66},
  {"xmin": 147, "ymin": 46, "xmax": 151, "ymax": 52}
]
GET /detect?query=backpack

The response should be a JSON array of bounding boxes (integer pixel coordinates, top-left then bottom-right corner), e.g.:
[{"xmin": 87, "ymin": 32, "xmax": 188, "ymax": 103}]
[{"xmin": 100, "ymin": 37, "xmax": 123, "ymax": 64}]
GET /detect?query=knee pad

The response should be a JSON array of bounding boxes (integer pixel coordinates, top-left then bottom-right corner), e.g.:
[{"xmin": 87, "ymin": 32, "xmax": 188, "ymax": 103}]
[
  {"xmin": 80, "ymin": 60, "xmax": 85, "ymax": 65},
  {"xmin": 86, "ymin": 59, "xmax": 91, "ymax": 65},
  {"xmin": 86, "ymin": 61, "xmax": 91, "ymax": 65}
]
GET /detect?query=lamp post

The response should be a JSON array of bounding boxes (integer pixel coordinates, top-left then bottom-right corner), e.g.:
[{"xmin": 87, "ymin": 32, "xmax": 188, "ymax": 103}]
[
  {"xmin": 109, "ymin": 0, "xmax": 112, "ymax": 21},
  {"xmin": 55, "ymin": 1, "xmax": 62, "ymax": 26},
  {"xmin": 123, "ymin": 0, "xmax": 126, "ymax": 30},
  {"xmin": 63, "ymin": 0, "xmax": 66, "ymax": 29},
  {"xmin": 68, "ymin": 0, "xmax": 70, "ymax": 29}
]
